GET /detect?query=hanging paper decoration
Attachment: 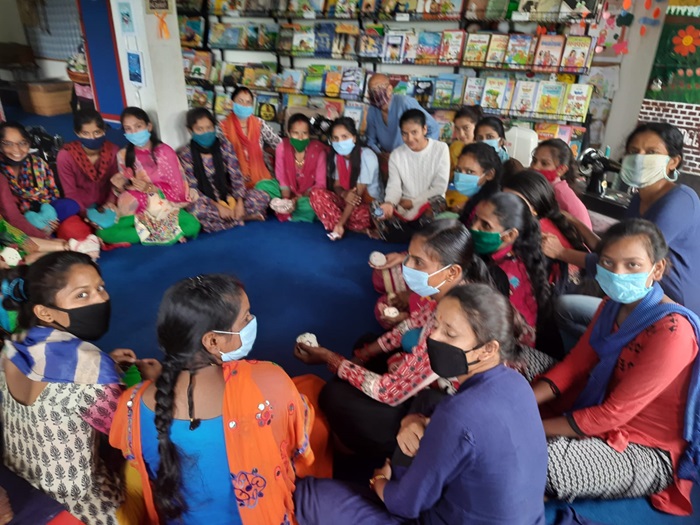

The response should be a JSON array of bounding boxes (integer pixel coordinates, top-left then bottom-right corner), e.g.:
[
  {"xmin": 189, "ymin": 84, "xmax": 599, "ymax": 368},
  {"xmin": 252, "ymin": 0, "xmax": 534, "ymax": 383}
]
[
  {"xmin": 617, "ymin": 11, "xmax": 634, "ymax": 26},
  {"xmin": 613, "ymin": 39, "xmax": 629, "ymax": 54},
  {"xmin": 622, "ymin": 0, "xmax": 632, "ymax": 9},
  {"xmin": 146, "ymin": 0, "xmax": 173, "ymax": 39},
  {"xmin": 673, "ymin": 26, "xmax": 700, "ymax": 57}
]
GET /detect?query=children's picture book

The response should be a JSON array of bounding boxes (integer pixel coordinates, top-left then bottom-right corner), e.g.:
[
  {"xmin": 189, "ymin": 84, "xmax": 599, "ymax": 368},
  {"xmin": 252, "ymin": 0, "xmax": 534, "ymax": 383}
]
[
  {"xmin": 273, "ymin": 69, "xmax": 305, "ymax": 92},
  {"xmin": 433, "ymin": 110, "xmax": 456, "ymax": 142},
  {"xmin": 560, "ymin": 36, "xmax": 592, "ymax": 73},
  {"xmin": 515, "ymin": 0, "xmax": 539, "ymax": 20},
  {"xmin": 568, "ymin": 125, "xmax": 587, "ymax": 158},
  {"xmin": 292, "ymin": 25, "xmax": 315, "ymax": 56},
  {"xmin": 462, "ymin": 33, "xmax": 490, "ymax": 67},
  {"xmin": 284, "ymin": 93, "xmax": 310, "ymax": 109},
  {"xmin": 382, "ymin": 31, "xmax": 407, "ymax": 64},
  {"xmin": 277, "ymin": 24, "xmax": 296, "ymax": 53},
  {"xmin": 221, "ymin": 63, "xmax": 245, "ymax": 85},
  {"xmin": 360, "ymin": 0, "xmax": 378, "ymax": 14},
  {"xmin": 532, "ymin": 35, "xmax": 565, "ymax": 72},
  {"xmin": 258, "ymin": 24, "xmax": 279, "ymax": 50},
  {"xmin": 179, "ymin": 17, "xmax": 205, "ymax": 48},
  {"xmin": 315, "ymin": 23, "xmax": 335, "ymax": 58},
  {"xmin": 433, "ymin": 79, "xmax": 455, "ymax": 108},
  {"xmin": 343, "ymin": 101, "xmax": 365, "ymax": 132},
  {"xmin": 484, "ymin": 34, "xmax": 509, "ymax": 66},
  {"xmin": 186, "ymin": 85, "xmax": 215, "ymax": 110},
  {"xmin": 309, "ymin": 97, "xmax": 345, "ymax": 119},
  {"xmin": 463, "ymin": 77, "xmax": 485, "ymax": 105},
  {"xmin": 510, "ymin": 80, "xmax": 539, "ymax": 116},
  {"xmin": 534, "ymin": 81, "xmax": 566, "ymax": 116},
  {"xmin": 562, "ymin": 83, "xmax": 593, "ymax": 122},
  {"xmin": 302, "ymin": 65, "xmax": 326, "ymax": 95},
  {"xmin": 504, "ymin": 34, "xmax": 533, "ymax": 69},
  {"xmin": 502, "ymin": 78, "xmax": 516, "ymax": 113},
  {"xmin": 209, "ymin": 23, "xmax": 243, "ymax": 48},
  {"xmin": 242, "ymin": 67, "xmax": 273, "ymax": 89},
  {"xmin": 359, "ymin": 24, "xmax": 384, "ymax": 57},
  {"xmin": 388, "ymin": 74, "xmax": 413, "ymax": 96},
  {"xmin": 209, "ymin": 0, "xmax": 236, "ymax": 15},
  {"xmin": 438, "ymin": 29, "xmax": 465, "ymax": 66},
  {"xmin": 332, "ymin": 23, "xmax": 359, "ymax": 59},
  {"xmin": 324, "ymin": 70, "xmax": 343, "ymax": 97},
  {"xmin": 480, "ymin": 77, "xmax": 509, "ymax": 113},
  {"xmin": 331, "ymin": 0, "xmax": 357, "ymax": 17},
  {"xmin": 402, "ymin": 31, "xmax": 419, "ymax": 64},
  {"xmin": 464, "ymin": 0, "xmax": 487, "ymax": 18},
  {"xmin": 339, "ymin": 67, "xmax": 366, "ymax": 99},
  {"xmin": 246, "ymin": 25, "xmax": 259, "ymax": 49},
  {"xmin": 214, "ymin": 90, "xmax": 233, "ymax": 116},
  {"xmin": 435, "ymin": 73, "xmax": 464, "ymax": 106},
  {"xmin": 534, "ymin": 122, "xmax": 560, "ymax": 141},
  {"xmin": 287, "ymin": 0, "xmax": 325, "ymax": 14},
  {"xmin": 413, "ymin": 76, "xmax": 434, "ymax": 108},
  {"xmin": 415, "ymin": 31, "xmax": 441, "ymax": 65},
  {"xmin": 189, "ymin": 51, "xmax": 212, "ymax": 79},
  {"xmin": 256, "ymin": 93, "xmax": 280, "ymax": 122}
]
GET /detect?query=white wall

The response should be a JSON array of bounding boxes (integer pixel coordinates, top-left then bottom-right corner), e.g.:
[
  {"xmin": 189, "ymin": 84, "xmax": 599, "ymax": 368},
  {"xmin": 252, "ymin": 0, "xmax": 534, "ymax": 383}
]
[{"xmin": 0, "ymin": 0, "xmax": 27, "ymax": 44}]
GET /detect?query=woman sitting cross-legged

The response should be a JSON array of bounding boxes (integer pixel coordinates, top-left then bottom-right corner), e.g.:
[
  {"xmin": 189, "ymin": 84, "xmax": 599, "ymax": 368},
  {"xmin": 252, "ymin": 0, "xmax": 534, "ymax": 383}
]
[
  {"xmin": 178, "ymin": 108, "xmax": 269, "ymax": 232},
  {"xmin": 110, "ymin": 274, "xmax": 317, "ymax": 524},
  {"xmin": 257, "ymin": 113, "xmax": 327, "ymax": 223},
  {"xmin": 294, "ymin": 283, "xmax": 548, "ymax": 525},
  {"xmin": 309, "ymin": 117, "xmax": 383, "ymax": 240},
  {"xmin": 530, "ymin": 219, "xmax": 700, "ymax": 516},
  {"xmin": 0, "ymin": 251, "xmax": 158, "ymax": 524},
  {"xmin": 294, "ymin": 220, "xmax": 493, "ymax": 458}
]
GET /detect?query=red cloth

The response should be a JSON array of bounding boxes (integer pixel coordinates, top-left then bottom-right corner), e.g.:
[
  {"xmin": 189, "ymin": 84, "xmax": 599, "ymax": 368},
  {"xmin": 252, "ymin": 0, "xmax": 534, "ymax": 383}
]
[
  {"xmin": 274, "ymin": 139, "xmax": 327, "ymax": 196},
  {"xmin": 543, "ymin": 303, "xmax": 699, "ymax": 515},
  {"xmin": 336, "ymin": 154, "xmax": 351, "ymax": 190},
  {"xmin": 0, "ymin": 173, "xmax": 47, "ymax": 238},
  {"xmin": 308, "ymin": 188, "xmax": 370, "ymax": 232},
  {"xmin": 55, "ymin": 215, "xmax": 93, "ymax": 242},
  {"xmin": 540, "ymin": 217, "xmax": 574, "ymax": 284},
  {"xmin": 57, "ymin": 142, "xmax": 118, "ymax": 212}
]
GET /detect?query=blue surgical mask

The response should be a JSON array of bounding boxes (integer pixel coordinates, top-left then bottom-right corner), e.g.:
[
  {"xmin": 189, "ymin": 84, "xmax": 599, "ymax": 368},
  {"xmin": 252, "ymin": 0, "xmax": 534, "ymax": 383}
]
[
  {"xmin": 124, "ymin": 129, "xmax": 151, "ymax": 147},
  {"xmin": 216, "ymin": 316, "xmax": 258, "ymax": 362},
  {"xmin": 233, "ymin": 103, "xmax": 254, "ymax": 119},
  {"xmin": 402, "ymin": 261, "xmax": 452, "ymax": 297},
  {"xmin": 483, "ymin": 138, "xmax": 509, "ymax": 162},
  {"xmin": 78, "ymin": 135, "xmax": 107, "ymax": 150},
  {"xmin": 192, "ymin": 131, "xmax": 217, "ymax": 149},
  {"xmin": 453, "ymin": 172, "xmax": 481, "ymax": 197},
  {"xmin": 595, "ymin": 265, "xmax": 653, "ymax": 304},
  {"xmin": 332, "ymin": 138, "xmax": 355, "ymax": 156}
]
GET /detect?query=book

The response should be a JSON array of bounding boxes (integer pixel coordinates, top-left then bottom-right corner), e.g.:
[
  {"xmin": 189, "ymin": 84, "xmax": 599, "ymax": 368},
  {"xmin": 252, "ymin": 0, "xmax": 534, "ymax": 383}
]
[
  {"xmin": 560, "ymin": 36, "xmax": 592, "ymax": 73},
  {"xmin": 515, "ymin": 0, "xmax": 539, "ymax": 20},
  {"xmin": 402, "ymin": 31, "xmax": 419, "ymax": 64},
  {"xmin": 568, "ymin": 125, "xmax": 587, "ymax": 158},
  {"xmin": 273, "ymin": 69, "xmax": 305, "ymax": 92},
  {"xmin": 258, "ymin": 24, "xmax": 279, "ymax": 50},
  {"xmin": 504, "ymin": 34, "xmax": 533, "ymax": 69},
  {"xmin": 277, "ymin": 24, "xmax": 296, "ymax": 53},
  {"xmin": 331, "ymin": 0, "xmax": 357, "ymax": 17},
  {"xmin": 284, "ymin": 93, "xmax": 310, "ymax": 109},
  {"xmin": 435, "ymin": 73, "xmax": 464, "ymax": 106},
  {"xmin": 242, "ymin": 67, "xmax": 273, "ymax": 89},
  {"xmin": 388, "ymin": 74, "xmax": 413, "ymax": 96},
  {"xmin": 209, "ymin": 0, "xmax": 237, "ymax": 15},
  {"xmin": 433, "ymin": 79, "xmax": 455, "ymax": 108},
  {"xmin": 415, "ymin": 31, "xmax": 442, "ymax": 65},
  {"xmin": 464, "ymin": 0, "xmax": 488, "ymax": 18},
  {"xmin": 214, "ymin": 90, "xmax": 233, "ymax": 116},
  {"xmin": 462, "ymin": 33, "xmax": 490, "ymax": 67},
  {"xmin": 532, "ymin": 35, "xmax": 565, "ymax": 73},
  {"xmin": 485, "ymin": 34, "xmax": 509, "ymax": 67},
  {"xmin": 562, "ymin": 83, "xmax": 593, "ymax": 122},
  {"xmin": 485, "ymin": 0, "xmax": 508, "ymax": 18},
  {"xmin": 315, "ymin": 23, "xmax": 335, "ymax": 58},
  {"xmin": 309, "ymin": 97, "xmax": 345, "ymax": 119},
  {"xmin": 303, "ymin": 65, "xmax": 327, "ymax": 95},
  {"xmin": 534, "ymin": 81, "xmax": 566, "ymax": 116},
  {"xmin": 559, "ymin": 0, "xmax": 596, "ymax": 19},
  {"xmin": 382, "ymin": 31, "xmax": 407, "ymax": 64},
  {"xmin": 343, "ymin": 101, "xmax": 365, "ymax": 132},
  {"xmin": 246, "ymin": 25, "xmax": 259, "ymax": 48},
  {"xmin": 340, "ymin": 67, "xmax": 366, "ymax": 99},
  {"xmin": 246, "ymin": 0, "xmax": 272, "ymax": 11},
  {"xmin": 209, "ymin": 23, "xmax": 240, "ymax": 48},
  {"xmin": 555, "ymin": 124, "xmax": 572, "ymax": 143},
  {"xmin": 287, "ymin": 0, "xmax": 325, "ymax": 14},
  {"xmin": 186, "ymin": 85, "xmax": 215, "ymax": 110},
  {"xmin": 413, "ymin": 76, "xmax": 435, "ymax": 108},
  {"xmin": 433, "ymin": 110, "xmax": 457, "ymax": 143},
  {"xmin": 360, "ymin": 0, "xmax": 378, "ymax": 14},
  {"xmin": 324, "ymin": 70, "xmax": 343, "ymax": 97},
  {"xmin": 480, "ymin": 77, "xmax": 509, "ymax": 114},
  {"xmin": 256, "ymin": 93, "xmax": 280, "ymax": 122},
  {"xmin": 502, "ymin": 78, "xmax": 516, "ymax": 113},
  {"xmin": 359, "ymin": 24, "xmax": 384, "ymax": 58},
  {"xmin": 292, "ymin": 25, "xmax": 316, "ymax": 56},
  {"xmin": 535, "ymin": 0, "xmax": 562, "ymax": 20},
  {"xmin": 463, "ymin": 77, "xmax": 485, "ymax": 105},
  {"xmin": 510, "ymin": 80, "xmax": 539, "ymax": 116},
  {"xmin": 221, "ymin": 63, "xmax": 245, "ymax": 86},
  {"xmin": 438, "ymin": 29, "xmax": 465, "ymax": 66},
  {"xmin": 189, "ymin": 51, "xmax": 212, "ymax": 79},
  {"xmin": 332, "ymin": 23, "xmax": 359, "ymax": 59},
  {"xmin": 422, "ymin": 0, "xmax": 462, "ymax": 18},
  {"xmin": 179, "ymin": 17, "xmax": 205, "ymax": 48}
]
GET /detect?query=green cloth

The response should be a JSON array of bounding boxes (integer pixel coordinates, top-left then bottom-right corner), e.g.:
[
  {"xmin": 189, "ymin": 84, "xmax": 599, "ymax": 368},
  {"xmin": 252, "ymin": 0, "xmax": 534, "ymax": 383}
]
[
  {"xmin": 0, "ymin": 217, "xmax": 30, "ymax": 252},
  {"xmin": 255, "ymin": 179, "xmax": 316, "ymax": 223},
  {"xmin": 96, "ymin": 210, "xmax": 201, "ymax": 245}
]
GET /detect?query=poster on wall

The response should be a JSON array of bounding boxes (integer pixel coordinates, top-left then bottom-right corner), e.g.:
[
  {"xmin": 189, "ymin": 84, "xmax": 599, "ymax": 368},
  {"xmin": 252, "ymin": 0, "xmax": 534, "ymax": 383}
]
[
  {"xmin": 146, "ymin": 0, "xmax": 173, "ymax": 13},
  {"xmin": 118, "ymin": 2, "xmax": 136, "ymax": 35},
  {"xmin": 127, "ymin": 51, "xmax": 145, "ymax": 87}
]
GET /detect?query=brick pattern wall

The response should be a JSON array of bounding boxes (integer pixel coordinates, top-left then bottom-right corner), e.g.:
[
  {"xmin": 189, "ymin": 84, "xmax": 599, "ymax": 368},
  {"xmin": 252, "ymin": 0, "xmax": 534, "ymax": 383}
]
[{"xmin": 638, "ymin": 99, "xmax": 700, "ymax": 176}]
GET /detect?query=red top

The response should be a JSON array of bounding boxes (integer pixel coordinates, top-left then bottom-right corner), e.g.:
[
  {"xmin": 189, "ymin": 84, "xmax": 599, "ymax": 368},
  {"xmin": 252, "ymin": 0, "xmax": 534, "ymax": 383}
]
[
  {"xmin": 540, "ymin": 217, "xmax": 577, "ymax": 284},
  {"xmin": 543, "ymin": 303, "xmax": 698, "ymax": 515},
  {"xmin": 0, "ymin": 174, "xmax": 47, "ymax": 238}
]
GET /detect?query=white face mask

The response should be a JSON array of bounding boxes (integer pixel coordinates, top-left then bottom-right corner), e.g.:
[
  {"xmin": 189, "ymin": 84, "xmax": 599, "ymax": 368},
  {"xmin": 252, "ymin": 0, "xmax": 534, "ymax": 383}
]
[{"xmin": 620, "ymin": 154, "xmax": 677, "ymax": 189}]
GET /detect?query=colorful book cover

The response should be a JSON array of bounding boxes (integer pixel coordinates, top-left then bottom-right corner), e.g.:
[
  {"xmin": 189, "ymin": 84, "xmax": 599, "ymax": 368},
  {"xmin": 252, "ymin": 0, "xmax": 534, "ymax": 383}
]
[
  {"xmin": 359, "ymin": 24, "xmax": 384, "ymax": 58},
  {"xmin": 562, "ymin": 83, "xmax": 593, "ymax": 122},
  {"xmin": 485, "ymin": 0, "xmax": 508, "ymax": 18},
  {"xmin": 480, "ymin": 77, "xmax": 509, "ymax": 114},
  {"xmin": 502, "ymin": 78, "xmax": 516, "ymax": 113},
  {"xmin": 423, "ymin": 0, "xmax": 462, "ymax": 18},
  {"xmin": 438, "ymin": 29, "xmax": 465, "ymax": 66},
  {"xmin": 533, "ymin": 35, "xmax": 565, "ymax": 73},
  {"xmin": 534, "ymin": 123, "xmax": 560, "ymax": 141},
  {"xmin": 382, "ymin": 31, "xmax": 407, "ymax": 64},
  {"xmin": 413, "ymin": 76, "xmax": 434, "ymax": 108},
  {"xmin": 186, "ymin": 85, "xmax": 215, "ymax": 110},
  {"xmin": 209, "ymin": 23, "xmax": 242, "ymax": 48},
  {"xmin": 434, "ymin": 73, "xmax": 464, "ymax": 106},
  {"xmin": 302, "ymin": 67, "xmax": 326, "ymax": 95},
  {"xmin": 403, "ymin": 31, "xmax": 419, "ymax": 64},
  {"xmin": 340, "ymin": 67, "xmax": 366, "ymax": 99},
  {"xmin": 360, "ymin": 0, "xmax": 378, "ymax": 14},
  {"xmin": 504, "ymin": 34, "xmax": 533, "ymax": 69},
  {"xmin": 222, "ymin": 63, "xmax": 245, "ymax": 85},
  {"xmin": 287, "ymin": 0, "xmax": 325, "ymax": 14},
  {"xmin": 332, "ymin": 0, "xmax": 357, "ymax": 17},
  {"xmin": 485, "ymin": 34, "xmax": 509, "ymax": 67},
  {"xmin": 510, "ymin": 80, "xmax": 539, "ymax": 116},
  {"xmin": 214, "ymin": 90, "xmax": 233, "ymax": 116},
  {"xmin": 415, "ymin": 31, "xmax": 441, "ymax": 65},
  {"xmin": 534, "ymin": 81, "xmax": 566, "ymax": 116},
  {"xmin": 324, "ymin": 70, "xmax": 343, "ymax": 97},
  {"xmin": 559, "ymin": 0, "xmax": 596, "ymax": 19},
  {"xmin": 343, "ymin": 101, "xmax": 365, "ymax": 132},
  {"xmin": 556, "ymin": 124, "xmax": 572, "ymax": 143},
  {"xmin": 292, "ymin": 25, "xmax": 315, "ymax": 56},
  {"xmin": 463, "ymin": 77, "xmax": 485, "ymax": 106},
  {"xmin": 242, "ymin": 67, "xmax": 273, "ymax": 89},
  {"xmin": 568, "ymin": 125, "xmax": 587, "ymax": 158},
  {"xmin": 179, "ymin": 17, "xmax": 205, "ymax": 48},
  {"xmin": 284, "ymin": 93, "xmax": 310, "ymax": 109},
  {"xmin": 209, "ymin": 0, "xmax": 236, "ymax": 15},
  {"xmin": 315, "ymin": 23, "xmax": 335, "ymax": 58},
  {"xmin": 332, "ymin": 23, "xmax": 359, "ymax": 59},
  {"xmin": 515, "ymin": 0, "xmax": 539, "ymax": 20},
  {"xmin": 258, "ymin": 24, "xmax": 279, "ymax": 50},
  {"xmin": 309, "ymin": 97, "xmax": 345, "ymax": 119},
  {"xmin": 189, "ymin": 51, "xmax": 212, "ymax": 79},
  {"xmin": 277, "ymin": 24, "xmax": 296, "ymax": 53},
  {"xmin": 256, "ymin": 93, "xmax": 280, "ymax": 122},
  {"xmin": 465, "ymin": 0, "xmax": 487, "ymax": 18},
  {"xmin": 273, "ymin": 69, "xmax": 305, "ymax": 92},
  {"xmin": 462, "ymin": 33, "xmax": 490, "ymax": 67},
  {"xmin": 433, "ymin": 110, "xmax": 456, "ymax": 142},
  {"xmin": 433, "ymin": 79, "xmax": 455, "ymax": 108},
  {"xmin": 246, "ymin": 25, "xmax": 259, "ymax": 48},
  {"xmin": 560, "ymin": 36, "xmax": 592, "ymax": 73},
  {"xmin": 388, "ymin": 74, "xmax": 413, "ymax": 96}
]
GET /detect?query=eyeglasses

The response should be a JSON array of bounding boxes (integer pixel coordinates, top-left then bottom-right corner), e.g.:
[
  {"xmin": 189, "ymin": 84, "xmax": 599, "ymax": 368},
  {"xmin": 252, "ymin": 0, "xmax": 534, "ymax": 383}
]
[
  {"xmin": 77, "ymin": 131, "xmax": 106, "ymax": 139},
  {"xmin": 1, "ymin": 140, "xmax": 30, "ymax": 150}
]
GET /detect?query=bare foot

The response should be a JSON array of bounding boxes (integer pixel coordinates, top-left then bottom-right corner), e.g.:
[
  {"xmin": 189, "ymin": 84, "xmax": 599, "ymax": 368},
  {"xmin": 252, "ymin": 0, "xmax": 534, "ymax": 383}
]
[{"xmin": 0, "ymin": 486, "xmax": 13, "ymax": 525}]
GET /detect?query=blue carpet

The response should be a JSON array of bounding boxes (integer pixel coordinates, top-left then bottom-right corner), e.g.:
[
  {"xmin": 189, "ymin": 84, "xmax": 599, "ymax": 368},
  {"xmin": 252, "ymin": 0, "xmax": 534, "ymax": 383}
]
[{"xmin": 5, "ymin": 106, "xmax": 699, "ymax": 525}]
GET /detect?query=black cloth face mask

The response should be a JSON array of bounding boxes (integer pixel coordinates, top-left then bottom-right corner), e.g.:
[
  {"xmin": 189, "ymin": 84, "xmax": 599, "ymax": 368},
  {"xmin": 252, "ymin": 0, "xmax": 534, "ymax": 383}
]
[
  {"xmin": 51, "ymin": 300, "xmax": 111, "ymax": 341},
  {"xmin": 426, "ymin": 337, "xmax": 482, "ymax": 378}
]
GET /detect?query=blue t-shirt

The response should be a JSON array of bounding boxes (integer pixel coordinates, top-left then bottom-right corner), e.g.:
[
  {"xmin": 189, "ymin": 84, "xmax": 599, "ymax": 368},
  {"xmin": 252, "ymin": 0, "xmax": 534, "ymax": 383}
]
[
  {"xmin": 383, "ymin": 365, "xmax": 547, "ymax": 525},
  {"xmin": 366, "ymin": 95, "xmax": 439, "ymax": 154},
  {"xmin": 140, "ymin": 400, "xmax": 242, "ymax": 525}
]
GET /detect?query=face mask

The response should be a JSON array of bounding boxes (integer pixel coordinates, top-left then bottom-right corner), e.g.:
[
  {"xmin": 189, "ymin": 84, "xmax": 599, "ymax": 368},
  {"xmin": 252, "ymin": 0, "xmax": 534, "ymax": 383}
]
[
  {"xmin": 453, "ymin": 172, "xmax": 481, "ymax": 197},
  {"xmin": 78, "ymin": 135, "xmax": 107, "ymax": 150},
  {"xmin": 402, "ymin": 262, "xmax": 452, "ymax": 297},
  {"xmin": 483, "ymin": 139, "xmax": 509, "ymax": 162},
  {"xmin": 470, "ymin": 228, "xmax": 505, "ymax": 255},
  {"xmin": 52, "ymin": 300, "xmax": 111, "ymax": 341},
  {"xmin": 332, "ymin": 138, "xmax": 355, "ymax": 156},
  {"xmin": 233, "ymin": 103, "xmax": 254, "ymax": 119},
  {"xmin": 192, "ymin": 131, "xmax": 217, "ymax": 149},
  {"xmin": 595, "ymin": 265, "xmax": 654, "ymax": 304},
  {"xmin": 620, "ymin": 154, "xmax": 674, "ymax": 188},
  {"xmin": 369, "ymin": 87, "xmax": 391, "ymax": 108},
  {"xmin": 426, "ymin": 337, "xmax": 482, "ymax": 378},
  {"xmin": 537, "ymin": 168, "xmax": 560, "ymax": 183},
  {"xmin": 2, "ymin": 154, "xmax": 27, "ymax": 167},
  {"xmin": 124, "ymin": 129, "xmax": 151, "ymax": 148},
  {"xmin": 290, "ymin": 137, "xmax": 310, "ymax": 152},
  {"xmin": 216, "ymin": 316, "xmax": 258, "ymax": 362}
]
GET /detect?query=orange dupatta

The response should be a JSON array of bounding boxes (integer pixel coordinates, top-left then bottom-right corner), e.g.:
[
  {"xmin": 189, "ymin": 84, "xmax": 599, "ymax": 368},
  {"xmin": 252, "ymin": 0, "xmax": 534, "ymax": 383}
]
[
  {"xmin": 222, "ymin": 114, "xmax": 271, "ymax": 189},
  {"xmin": 109, "ymin": 361, "xmax": 315, "ymax": 525}
]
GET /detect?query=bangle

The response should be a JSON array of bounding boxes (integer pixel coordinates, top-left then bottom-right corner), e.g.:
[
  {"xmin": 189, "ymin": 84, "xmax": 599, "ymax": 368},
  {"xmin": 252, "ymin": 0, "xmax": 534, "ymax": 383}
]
[{"xmin": 369, "ymin": 474, "xmax": 387, "ymax": 489}]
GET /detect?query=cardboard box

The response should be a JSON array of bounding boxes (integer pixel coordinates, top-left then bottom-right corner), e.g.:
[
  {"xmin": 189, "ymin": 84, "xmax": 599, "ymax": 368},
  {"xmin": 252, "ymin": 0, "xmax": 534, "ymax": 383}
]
[{"xmin": 17, "ymin": 80, "xmax": 72, "ymax": 117}]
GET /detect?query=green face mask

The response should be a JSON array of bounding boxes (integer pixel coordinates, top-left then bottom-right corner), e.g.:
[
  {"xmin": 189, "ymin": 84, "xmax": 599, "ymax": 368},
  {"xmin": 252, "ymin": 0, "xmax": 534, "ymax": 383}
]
[
  {"xmin": 290, "ymin": 137, "xmax": 310, "ymax": 152},
  {"xmin": 470, "ymin": 228, "xmax": 504, "ymax": 255}
]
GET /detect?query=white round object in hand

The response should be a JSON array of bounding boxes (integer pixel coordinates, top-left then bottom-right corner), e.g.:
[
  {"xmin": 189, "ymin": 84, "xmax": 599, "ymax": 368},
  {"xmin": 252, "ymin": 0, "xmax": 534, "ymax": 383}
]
[
  {"xmin": 369, "ymin": 251, "xmax": 387, "ymax": 267},
  {"xmin": 296, "ymin": 332, "xmax": 319, "ymax": 347}
]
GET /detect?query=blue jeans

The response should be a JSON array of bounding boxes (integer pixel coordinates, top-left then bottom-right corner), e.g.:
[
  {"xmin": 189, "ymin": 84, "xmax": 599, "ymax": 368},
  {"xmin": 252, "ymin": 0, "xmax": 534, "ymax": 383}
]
[{"xmin": 555, "ymin": 294, "xmax": 603, "ymax": 353}]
